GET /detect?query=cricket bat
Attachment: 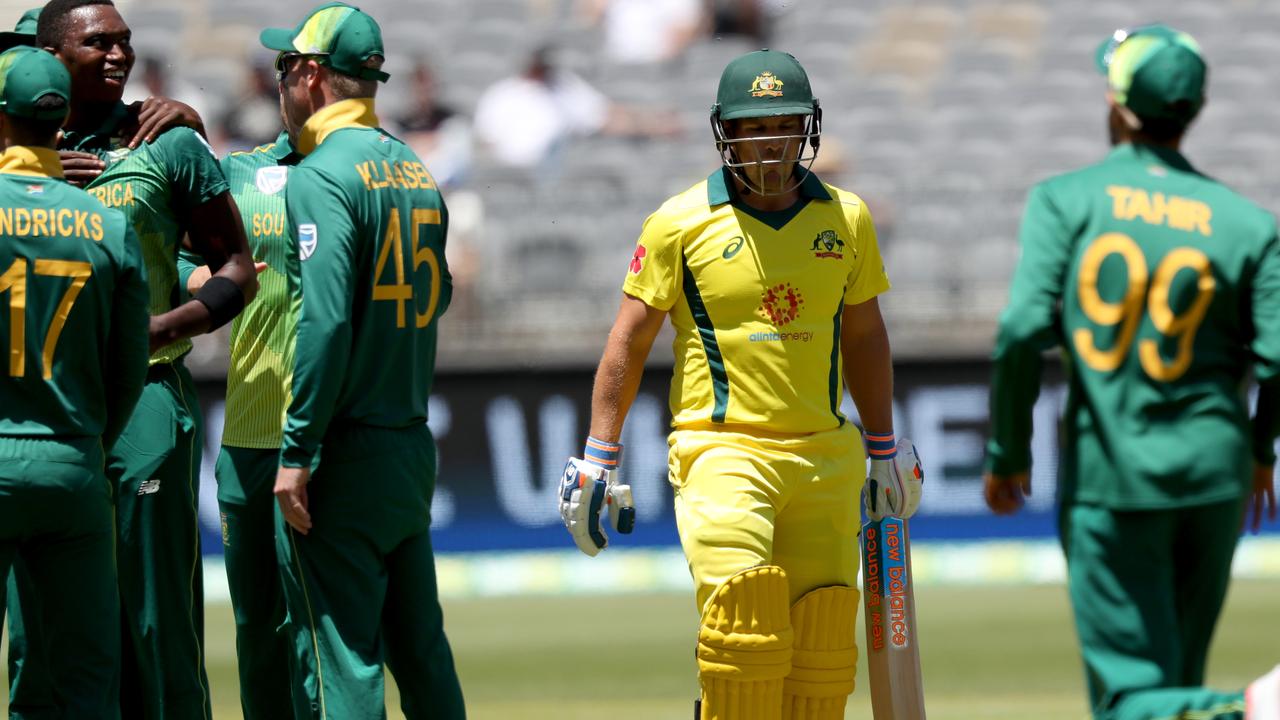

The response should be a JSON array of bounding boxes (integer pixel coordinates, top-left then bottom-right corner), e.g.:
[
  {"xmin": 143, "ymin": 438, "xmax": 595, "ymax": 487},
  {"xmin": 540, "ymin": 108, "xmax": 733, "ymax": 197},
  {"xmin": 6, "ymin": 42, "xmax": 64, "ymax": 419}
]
[{"xmin": 861, "ymin": 513, "xmax": 926, "ymax": 719}]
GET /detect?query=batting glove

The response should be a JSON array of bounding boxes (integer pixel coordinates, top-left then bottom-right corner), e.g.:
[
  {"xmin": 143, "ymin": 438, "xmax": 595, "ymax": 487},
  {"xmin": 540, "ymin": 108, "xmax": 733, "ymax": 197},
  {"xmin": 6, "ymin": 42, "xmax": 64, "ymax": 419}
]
[
  {"xmin": 557, "ymin": 438, "xmax": 635, "ymax": 557},
  {"xmin": 864, "ymin": 433, "xmax": 924, "ymax": 521}
]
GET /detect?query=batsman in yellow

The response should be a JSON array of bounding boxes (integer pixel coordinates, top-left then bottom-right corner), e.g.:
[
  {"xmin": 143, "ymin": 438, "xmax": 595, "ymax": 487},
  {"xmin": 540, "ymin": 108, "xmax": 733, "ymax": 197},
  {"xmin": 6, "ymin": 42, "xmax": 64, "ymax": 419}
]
[{"xmin": 558, "ymin": 49, "xmax": 923, "ymax": 719}]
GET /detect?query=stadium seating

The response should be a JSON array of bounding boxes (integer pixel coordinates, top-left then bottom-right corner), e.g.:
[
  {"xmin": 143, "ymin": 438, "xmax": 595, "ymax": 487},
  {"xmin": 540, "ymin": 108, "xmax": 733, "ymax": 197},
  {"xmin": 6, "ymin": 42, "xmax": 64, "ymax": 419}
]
[{"xmin": 111, "ymin": 0, "xmax": 1280, "ymax": 373}]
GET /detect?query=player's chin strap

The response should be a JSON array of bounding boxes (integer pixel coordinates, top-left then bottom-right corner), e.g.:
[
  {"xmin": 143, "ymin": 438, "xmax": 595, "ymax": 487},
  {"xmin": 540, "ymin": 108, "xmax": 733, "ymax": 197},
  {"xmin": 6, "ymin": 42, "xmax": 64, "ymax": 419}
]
[{"xmin": 711, "ymin": 100, "xmax": 822, "ymax": 197}]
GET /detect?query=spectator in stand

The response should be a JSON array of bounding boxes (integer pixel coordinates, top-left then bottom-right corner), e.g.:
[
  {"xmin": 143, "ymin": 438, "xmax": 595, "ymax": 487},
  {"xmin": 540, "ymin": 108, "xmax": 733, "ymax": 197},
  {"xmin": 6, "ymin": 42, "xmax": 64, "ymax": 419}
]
[
  {"xmin": 474, "ymin": 45, "xmax": 681, "ymax": 172},
  {"xmin": 393, "ymin": 60, "xmax": 471, "ymax": 189},
  {"xmin": 583, "ymin": 0, "xmax": 706, "ymax": 65},
  {"xmin": 219, "ymin": 61, "xmax": 284, "ymax": 152}
]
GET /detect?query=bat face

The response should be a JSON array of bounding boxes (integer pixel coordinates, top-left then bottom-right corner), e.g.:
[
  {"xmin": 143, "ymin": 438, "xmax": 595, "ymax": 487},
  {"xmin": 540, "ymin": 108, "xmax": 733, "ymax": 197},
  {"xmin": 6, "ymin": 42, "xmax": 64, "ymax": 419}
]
[{"xmin": 861, "ymin": 515, "xmax": 927, "ymax": 719}]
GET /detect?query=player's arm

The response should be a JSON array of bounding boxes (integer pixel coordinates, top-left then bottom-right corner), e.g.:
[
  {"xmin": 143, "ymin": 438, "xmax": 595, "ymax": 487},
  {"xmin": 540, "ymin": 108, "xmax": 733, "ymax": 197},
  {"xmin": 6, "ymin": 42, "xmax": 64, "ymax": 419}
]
[
  {"xmin": 102, "ymin": 223, "xmax": 151, "ymax": 450},
  {"xmin": 1247, "ymin": 227, "xmax": 1280, "ymax": 532},
  {"xmin": 841, "ymin": 297, "xmax": 893, "ymax": 435},
  {"xmin": 148, "ymin": 129, "xmax": 257, "ymax": 352},
  {"xmin": 588, "ymin": 294, "xmax": 667, "ymax": 443},
  {"xmin": 280, "ymin": 168, "xmax": 354, "ymax": 468},
  {"xmin": 275, "ymin": 168, "xmax": 356, "ymax": 533},
  {"xmin": 984, "ymin": 182, "xmax": 1073, "ymax": 513}
]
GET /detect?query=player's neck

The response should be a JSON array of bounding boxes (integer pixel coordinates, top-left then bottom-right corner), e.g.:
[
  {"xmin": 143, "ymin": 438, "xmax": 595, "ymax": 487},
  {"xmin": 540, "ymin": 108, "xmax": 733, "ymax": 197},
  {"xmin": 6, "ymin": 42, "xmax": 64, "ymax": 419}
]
[
  {"xmin": 733, "ymin": 181, "xmax": 802, "ymax": 212},
  {"xmin": 64, "ymin": 101, "xmax": 120, "ymax": 135}
]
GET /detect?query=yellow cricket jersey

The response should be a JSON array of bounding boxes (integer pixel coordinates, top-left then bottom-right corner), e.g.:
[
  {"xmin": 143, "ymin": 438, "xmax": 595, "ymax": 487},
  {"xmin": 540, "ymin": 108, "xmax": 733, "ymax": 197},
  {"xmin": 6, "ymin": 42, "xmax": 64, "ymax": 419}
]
[{"xmin": 624, "ymin": 168, "xmax": 890, "ymax": 435}]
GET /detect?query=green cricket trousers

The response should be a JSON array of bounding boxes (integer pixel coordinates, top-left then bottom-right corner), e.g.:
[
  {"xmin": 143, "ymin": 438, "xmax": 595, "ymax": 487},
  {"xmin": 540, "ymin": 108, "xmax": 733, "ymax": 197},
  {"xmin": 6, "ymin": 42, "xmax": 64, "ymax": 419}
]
[
  {"xmin": 1062, "ymin": 500, "xmax": 1248, "ymax": 720},
  {"xmin": 0, "ymin": 437, "xmax": 119, "ymax": 720},
  {"xmin": 276, "ymin": 423, "xmax": 465, "ymax": 720},
  {"xmin": 216, "ymin": 445, "xmax": 300, "ymax": 719},
  {"xmin": 9, "ymin": 363, "xmax": 210, "ymax": 720}
]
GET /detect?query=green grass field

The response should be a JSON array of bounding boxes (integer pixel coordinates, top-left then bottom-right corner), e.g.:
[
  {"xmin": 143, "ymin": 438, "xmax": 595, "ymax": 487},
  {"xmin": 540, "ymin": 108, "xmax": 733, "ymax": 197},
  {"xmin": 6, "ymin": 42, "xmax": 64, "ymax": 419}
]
[
  {"xmin": 3, "ymin": 578, "xmax": 1275, "ymax": 718},
  {"xmin": 98, "ymin": 579, "xmax": 1280, "ymax": 718}
]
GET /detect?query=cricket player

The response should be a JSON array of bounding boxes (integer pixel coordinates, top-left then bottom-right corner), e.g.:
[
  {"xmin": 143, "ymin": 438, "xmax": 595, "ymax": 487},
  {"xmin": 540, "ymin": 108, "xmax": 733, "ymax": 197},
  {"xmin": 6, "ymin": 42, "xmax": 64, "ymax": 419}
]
[
  {"xmin": 557, "ymin": 49, "xmax": 923, "ymax": 720},
  {"xmin": 263, "ymin": 4, "xmax": 465, "ymax": 717},
  {"xmin": 179, "ymin": 129, "xmax": 302, "ymax": 719},
  {"xmin": 984, "ymin": 25, "xmax": 1280, "ymax": 720},
  {"xmin": 7, "ymin": 1, "xmax": 259, "ymax": 718},
  {"xmin": 0, "ymin": 45, "xmax": 148, "ymax": 718}
]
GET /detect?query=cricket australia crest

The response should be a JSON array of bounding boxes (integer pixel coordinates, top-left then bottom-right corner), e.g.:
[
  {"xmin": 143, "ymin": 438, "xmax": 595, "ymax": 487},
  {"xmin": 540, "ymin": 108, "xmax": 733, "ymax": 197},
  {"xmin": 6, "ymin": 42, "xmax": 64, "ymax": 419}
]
[
  {"xmin": 750, "ymin": 71, "xmax": 784, "ymax": 97},
  {"xmin": 811, "ymin": 229, "xmax": 847, "ymax": 259}
]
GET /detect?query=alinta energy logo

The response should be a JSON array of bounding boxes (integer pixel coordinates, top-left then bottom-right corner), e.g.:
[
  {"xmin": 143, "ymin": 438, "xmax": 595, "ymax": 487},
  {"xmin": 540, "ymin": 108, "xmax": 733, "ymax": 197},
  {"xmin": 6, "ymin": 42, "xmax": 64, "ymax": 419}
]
[{"xmin": 751, "ymin": 282, "xmax": 813, "ymax": 343}]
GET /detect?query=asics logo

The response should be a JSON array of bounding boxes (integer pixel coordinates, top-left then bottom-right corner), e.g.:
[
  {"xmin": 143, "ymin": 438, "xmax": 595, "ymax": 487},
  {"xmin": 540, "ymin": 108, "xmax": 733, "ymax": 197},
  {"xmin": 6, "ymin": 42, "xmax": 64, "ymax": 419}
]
[{"xmin": 723, "ymin": 236, "xmax": 745, "ymax": 259}]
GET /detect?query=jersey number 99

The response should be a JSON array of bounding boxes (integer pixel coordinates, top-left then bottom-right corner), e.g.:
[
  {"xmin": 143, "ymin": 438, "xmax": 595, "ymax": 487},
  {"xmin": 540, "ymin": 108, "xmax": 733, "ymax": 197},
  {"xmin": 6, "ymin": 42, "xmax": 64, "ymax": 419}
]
[
  {"xmin": 1074, "ymin": 232, "xmax": 1215, "ymax": 382},
  {"xmin": 372, "ymin": 207, "xmax": 442, "ymax": 328}
]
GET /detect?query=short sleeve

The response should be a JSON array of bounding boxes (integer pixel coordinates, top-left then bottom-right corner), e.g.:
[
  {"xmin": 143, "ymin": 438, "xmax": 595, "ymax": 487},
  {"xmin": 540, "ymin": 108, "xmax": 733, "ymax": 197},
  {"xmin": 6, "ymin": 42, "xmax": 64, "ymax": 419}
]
[
  {"xmin": 844, "ymin": 199, "xmax": 891, "ymax": 305},
  {"xmin": 155, "ymin": 127, "xmax": 230, "ymax": 213},
  {"xmin": 620, "ymin": 207, "xmax": 683, "ymax": 311}
]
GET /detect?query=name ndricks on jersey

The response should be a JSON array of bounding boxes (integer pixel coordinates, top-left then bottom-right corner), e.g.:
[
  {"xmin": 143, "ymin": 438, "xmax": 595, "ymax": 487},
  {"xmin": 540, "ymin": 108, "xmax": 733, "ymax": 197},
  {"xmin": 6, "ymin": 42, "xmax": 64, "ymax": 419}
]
[
  {"xmin": 0, "ymin": 206, "xmax": 105, "ymax": 241},
  {"xmin": 1107, "ymin": 185, "xmax": 1212, "ymax": 236},
  {"xmin": 353, "ymin": 159, "xmax": 436, "ymax": 192}
]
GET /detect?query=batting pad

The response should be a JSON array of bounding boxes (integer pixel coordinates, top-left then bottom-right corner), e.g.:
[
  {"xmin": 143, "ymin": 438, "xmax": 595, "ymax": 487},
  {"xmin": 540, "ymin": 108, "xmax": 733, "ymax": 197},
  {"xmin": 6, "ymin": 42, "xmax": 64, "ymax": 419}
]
[
  {"xmin": 697, "ymin": 565, "xmax": 794, "ymax": 720},
  {"xmin": 783, "ymin": 585, "xmax": 860, "ymax": 720}
]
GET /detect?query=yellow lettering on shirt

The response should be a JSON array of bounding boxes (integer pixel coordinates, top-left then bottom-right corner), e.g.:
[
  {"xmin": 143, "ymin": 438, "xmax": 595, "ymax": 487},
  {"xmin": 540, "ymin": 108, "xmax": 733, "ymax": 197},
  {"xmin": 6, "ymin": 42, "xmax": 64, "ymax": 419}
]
[
  {"xmin": 252, "ymin": 212, "xmax": 286, "ymax": 238},
  {"xmin": 1107, "ymin": 185, "xmax": 1212, "ymax": 236},
  {"xmin": 355, "ymin": 161, "xmax": 374, "ymax": 190},
  {"xmin": 88, "ymin": 182, "xmax": 136, "ymax": 209},
  {"xmin": 30, "ymin": 209, "xmax": 48, "ymax": 237},
  {"xmin": 0, "ymin": 207, "xmax": 103, "ymax": 241}
]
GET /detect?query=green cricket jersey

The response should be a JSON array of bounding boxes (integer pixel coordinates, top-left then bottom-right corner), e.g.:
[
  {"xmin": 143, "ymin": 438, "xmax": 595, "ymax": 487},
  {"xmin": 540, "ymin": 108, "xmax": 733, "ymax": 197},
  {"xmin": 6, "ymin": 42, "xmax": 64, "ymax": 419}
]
[
  {"xmin": 988, "ymin": 143, "xmax": 1280, "ymax": 509},
  {"xmin": 0, "ymin": 146, "xmax": 149, "ymax": 448},
  {"xmin": 60, "ymin": 102, "xmax": 229, "ymax": 366},
  {"xmin": 180, "ymin": 133, "xmax": 300, "ymax": 449},
  {"xmin": 279, "ymin": 99, "xmax": 451, "ymax": 469}
]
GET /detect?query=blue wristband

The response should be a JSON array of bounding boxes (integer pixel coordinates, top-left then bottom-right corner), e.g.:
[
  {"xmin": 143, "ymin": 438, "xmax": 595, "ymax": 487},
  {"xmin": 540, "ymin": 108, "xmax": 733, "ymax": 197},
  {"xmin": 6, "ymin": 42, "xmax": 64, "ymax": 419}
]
[
  {"xmin": 865, "ymin": 431, "xmax": 897, "ymax": 460},
  {"xmin": 584, "ymin": 436, "xmax": 623, "ymax": 469}
]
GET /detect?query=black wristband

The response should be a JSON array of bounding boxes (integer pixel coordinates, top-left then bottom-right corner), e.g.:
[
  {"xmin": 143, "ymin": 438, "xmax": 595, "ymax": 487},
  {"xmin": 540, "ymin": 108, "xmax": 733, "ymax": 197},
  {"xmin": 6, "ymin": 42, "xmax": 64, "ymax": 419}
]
[{"xmin": 193, "ymin": 275, "xmax": 245, "ymax": 331}]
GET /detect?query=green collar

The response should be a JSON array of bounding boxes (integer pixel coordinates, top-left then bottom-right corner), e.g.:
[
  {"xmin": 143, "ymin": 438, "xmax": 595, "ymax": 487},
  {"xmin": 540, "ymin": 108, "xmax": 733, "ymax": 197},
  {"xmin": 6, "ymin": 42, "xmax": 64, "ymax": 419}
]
[
  {"xmin": 266, "ymin": 131, "xmax": 299, "ymax": 162},
  {"xmin": 1108, "ymin": 142, "xmax": 1198, "ymax": 174},
  {"xmin": 705, "ymin": 166, "xmax": 831, "ymax": 206},
  {"xmin": 0, "ymin": 146, "xmax": 64, "ymax": 178},
  {"xmin": 58, "ymin": 102, "xmax": 131, "ymax": 152},
  {"xmin": 296, "ymin": 98, "xmax": 380, "ymax": 156}
]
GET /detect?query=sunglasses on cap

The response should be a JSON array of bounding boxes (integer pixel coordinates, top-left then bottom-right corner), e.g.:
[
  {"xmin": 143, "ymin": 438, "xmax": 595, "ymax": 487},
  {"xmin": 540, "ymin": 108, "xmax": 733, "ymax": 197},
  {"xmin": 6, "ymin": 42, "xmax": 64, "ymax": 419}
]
[{"xmin": 274, "ymin": 52, "xmax": 327, "ymax": 83}]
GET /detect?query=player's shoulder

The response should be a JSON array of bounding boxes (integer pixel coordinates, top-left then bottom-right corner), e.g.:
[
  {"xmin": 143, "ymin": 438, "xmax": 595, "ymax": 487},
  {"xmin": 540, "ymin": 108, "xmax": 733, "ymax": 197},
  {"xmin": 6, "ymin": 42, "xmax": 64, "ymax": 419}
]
[
  {"xmin": 149, "ymin": 125, "xmax": 217, "ymax": 158},
  {"xmin": 818, "ymin": 182, "xmax": 872, "ymax": 219}
]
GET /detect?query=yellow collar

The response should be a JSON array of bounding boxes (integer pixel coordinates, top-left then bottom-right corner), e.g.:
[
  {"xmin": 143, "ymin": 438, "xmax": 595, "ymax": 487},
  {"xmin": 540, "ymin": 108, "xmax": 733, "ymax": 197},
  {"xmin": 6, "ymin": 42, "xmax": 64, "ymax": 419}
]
[
  {"xmin": 297, "ymin": 98, "xmax": 380, "ymax": 156},
  {"xmin": 0, "ymin": 146, "xmax": 64, "ymax": 178}
]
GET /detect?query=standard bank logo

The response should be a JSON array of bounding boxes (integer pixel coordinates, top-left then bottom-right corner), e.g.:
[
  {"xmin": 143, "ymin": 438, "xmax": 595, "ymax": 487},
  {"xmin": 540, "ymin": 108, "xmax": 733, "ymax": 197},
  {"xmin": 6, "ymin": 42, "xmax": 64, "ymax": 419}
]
[
  {"xmin": 298, "ymin": 223, "xmax": 318, "ymax": 260},
  {"xmin": 255, "ymin": 166, "xmax": 288, "ymax": 195}
]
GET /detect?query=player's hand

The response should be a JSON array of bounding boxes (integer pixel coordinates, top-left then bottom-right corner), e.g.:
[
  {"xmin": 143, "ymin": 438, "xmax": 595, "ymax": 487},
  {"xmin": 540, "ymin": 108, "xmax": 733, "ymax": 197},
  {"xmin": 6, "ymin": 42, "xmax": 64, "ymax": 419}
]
[
  {"xmin": 1245, "ymin": 464, "xmax": 1277, "ymax": 534},
  {"xmin": 274, "ymin": 466, "xmax": 313, "ymax": 535},
  {"xmin": 865, "ymin": 438, "xmax": 924, "ymax": 521},
  {"xmin": 58, "ymin": 150, "xmax": 105, "ymax": 187},
  {"xmin": 984, "ymin": 471, "xmax": 1030, "ymax": 515},
  {"xmin": 124, "ymin": 97, "xmax": 206, "ymax": 148},
  {"xmin": 557, "ymin": 457, "xmax": 635, "ymax": 556}
]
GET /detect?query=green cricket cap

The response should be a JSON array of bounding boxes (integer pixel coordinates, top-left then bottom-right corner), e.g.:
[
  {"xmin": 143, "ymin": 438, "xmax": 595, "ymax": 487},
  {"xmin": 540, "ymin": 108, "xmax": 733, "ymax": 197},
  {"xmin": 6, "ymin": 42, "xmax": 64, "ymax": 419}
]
[
  {"xmin": 715, "ymin": 49, "xmax": 815, "ymax": 120},
  {"xmin": 260, "ymin": 2, "xmax": 389, "ymax": 82},
  {"xmin": 0, "ymin": 8, "xmax": 41, "ymax": 53},
  {"xmin": 1095, "ymin": 24, "xmax": 1205, "ymax": 123},
  {"xmin": 0, "ymin": 46, "xmax": 69, "ymax": 121}
]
